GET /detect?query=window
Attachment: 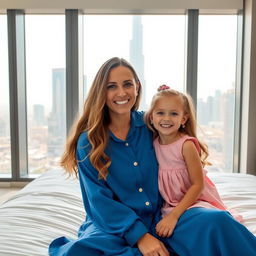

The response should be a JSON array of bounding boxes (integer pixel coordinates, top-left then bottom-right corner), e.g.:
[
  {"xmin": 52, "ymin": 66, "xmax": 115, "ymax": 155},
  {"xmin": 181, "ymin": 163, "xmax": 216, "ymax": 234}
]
[
  {"xmin": 0, "ymin": 15, "xmax": 11, "ymax": 178},
  {"xmin": 83, "ymin": 15, "xmax": 186, "ymax": 109},
  {"xmin": 197, "ymin": 15, "xmax": 238, "ymax": 172},
  {"xmin": 0, "ymin": 11, "xmax": 243, "ymax": 180},
  {"xmin": 25, "ymin": 15, "xmax": 66, "ymax": 176}
]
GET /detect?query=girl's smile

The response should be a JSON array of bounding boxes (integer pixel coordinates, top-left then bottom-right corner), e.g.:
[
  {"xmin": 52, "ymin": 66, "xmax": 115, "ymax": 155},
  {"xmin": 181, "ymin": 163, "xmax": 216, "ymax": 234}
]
[{"xmin": 151, "ymin": 95, "xmax": 188, "ymax": 144}]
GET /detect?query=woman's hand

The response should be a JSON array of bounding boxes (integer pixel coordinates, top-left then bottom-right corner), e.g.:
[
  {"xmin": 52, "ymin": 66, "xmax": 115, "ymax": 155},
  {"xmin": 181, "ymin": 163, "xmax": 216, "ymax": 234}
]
[
  {"xmin": 137, "ymin": 233, "xmax": 170, "ymax": 256},
  {"xmin": 156, "ymin": 213, "xmax": 178, "ymax": 238}
]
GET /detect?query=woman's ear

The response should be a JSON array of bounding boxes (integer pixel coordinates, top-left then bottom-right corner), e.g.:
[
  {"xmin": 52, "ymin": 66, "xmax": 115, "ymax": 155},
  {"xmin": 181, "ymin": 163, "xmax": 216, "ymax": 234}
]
[{"xmin": 136, "ymin": 81, "xmax": 140, "ymax": 96}]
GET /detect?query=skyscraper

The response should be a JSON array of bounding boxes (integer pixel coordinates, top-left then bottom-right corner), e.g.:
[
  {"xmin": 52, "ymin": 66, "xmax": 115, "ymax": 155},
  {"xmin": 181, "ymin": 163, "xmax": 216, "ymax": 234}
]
[
  {"xmin": 222, "ymin": 88, "xmax": 235, "ymax": 172},
  {"xmin": 48, "ymin": 68, "xmax": 66, "ymax": 156},
  {"xmin": 129, "ymin": 16, "xmax": 147, "ymax": 110},
  {"xmin": 33, "ymin": 104, "xmax": 45, "ymax": 126}
]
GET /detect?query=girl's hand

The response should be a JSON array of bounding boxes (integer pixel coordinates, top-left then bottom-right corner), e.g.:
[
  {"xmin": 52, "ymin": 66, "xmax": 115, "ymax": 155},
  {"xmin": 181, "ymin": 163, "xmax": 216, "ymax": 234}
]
[
  {"xmin": 137, "ymin": 233, "xmax": 170, "ymax": 256},
  {"xmin": 156, "ymin": 214, "xmax": 178, "ymax": 238}
]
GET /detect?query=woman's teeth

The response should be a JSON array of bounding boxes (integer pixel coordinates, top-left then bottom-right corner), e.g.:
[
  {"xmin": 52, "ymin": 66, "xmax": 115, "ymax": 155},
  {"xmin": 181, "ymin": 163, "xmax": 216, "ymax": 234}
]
[{"xmin": 115, "ymin": 100, "xmax": 129, "ymax": 105}]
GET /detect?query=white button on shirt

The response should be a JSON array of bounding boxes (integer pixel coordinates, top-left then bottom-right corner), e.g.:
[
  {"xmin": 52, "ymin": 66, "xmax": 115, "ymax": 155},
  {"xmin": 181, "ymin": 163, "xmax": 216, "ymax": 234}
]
[
  {"xmin": 133, "ymin": 162, "xmax": 138, "ymax": 166},
  {"xmin": 138, "ymin": 188, "xmax": 143, "ymax": 192},
  {"xmin": 125, "ymin": 142, "xmax": 129, "ymax": 146},
  {"xmin": 145, "ymin": 201, "xmax": 150, "ymax": 206}
]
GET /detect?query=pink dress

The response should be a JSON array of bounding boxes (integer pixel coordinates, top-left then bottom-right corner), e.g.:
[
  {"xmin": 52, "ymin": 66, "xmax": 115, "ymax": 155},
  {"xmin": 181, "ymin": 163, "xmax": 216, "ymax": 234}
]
[{"xmin": 154, "ymin": 135, "xmax": 243, "ymax": 222}]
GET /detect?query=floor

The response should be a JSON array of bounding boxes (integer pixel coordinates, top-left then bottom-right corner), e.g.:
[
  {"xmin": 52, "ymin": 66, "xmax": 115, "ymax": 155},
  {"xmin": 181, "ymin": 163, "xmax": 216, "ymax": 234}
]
[{"xmin": 0, "ymin": 188, "xmax": 21, "ymax": 205}]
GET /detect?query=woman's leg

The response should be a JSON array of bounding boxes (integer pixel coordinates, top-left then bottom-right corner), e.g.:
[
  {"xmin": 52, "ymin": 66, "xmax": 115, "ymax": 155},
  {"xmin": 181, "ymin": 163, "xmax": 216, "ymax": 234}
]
[
  {"xmin": 160, "ymin": 208, "xmax": 256, "ymax": 256},
  {"xmin": 49, "ymin": 222, "xmax": 142, "ymax": 256}
]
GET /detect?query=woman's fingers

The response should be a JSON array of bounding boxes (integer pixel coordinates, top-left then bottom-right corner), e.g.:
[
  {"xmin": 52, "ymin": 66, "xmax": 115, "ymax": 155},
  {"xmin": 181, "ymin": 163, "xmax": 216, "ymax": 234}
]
[{"xmin": 160, "ymin": 242, "xmax": 170, "ymax": 256}]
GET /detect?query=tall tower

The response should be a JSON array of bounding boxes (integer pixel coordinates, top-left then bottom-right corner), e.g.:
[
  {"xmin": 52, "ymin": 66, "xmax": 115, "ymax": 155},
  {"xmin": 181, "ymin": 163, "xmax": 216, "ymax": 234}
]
[
  {"xmin": 129, "ymin": 16, "xmax": 147, "ymax": 110},
  {"xmin": 48, "ymin": 68, "xmax": 66, "ymax": 156},
  {"xmin": 33, "ymin": 104, "xmax": 45, "ymax": 126},
  {"xmin": 222, "ymin": 88, "xmax": 235, "ymax": 172}
]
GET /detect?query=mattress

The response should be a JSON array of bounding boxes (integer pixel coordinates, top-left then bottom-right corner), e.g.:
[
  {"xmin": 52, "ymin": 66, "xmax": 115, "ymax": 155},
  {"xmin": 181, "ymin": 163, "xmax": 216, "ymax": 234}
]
[{"xmin": 0, "ymin": 168, "xmax": 255, "ymax": 256}]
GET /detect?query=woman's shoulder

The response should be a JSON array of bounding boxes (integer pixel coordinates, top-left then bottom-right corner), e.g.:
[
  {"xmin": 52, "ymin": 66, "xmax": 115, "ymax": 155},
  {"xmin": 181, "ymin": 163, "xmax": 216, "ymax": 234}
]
[
  {"xmin": 132, "ymin": 110, "xmax": 144, "ymax": 119},
  {"xmin": 77, "ymin": 131, "xmax": 89, "ymax": 146},
  {"xmin": 77, "ymin": 132, "xmax": 91, "ymax": 154},
  {"xmin": 131, "ymin": 111, "xmax": 146, "ymax": 127}
]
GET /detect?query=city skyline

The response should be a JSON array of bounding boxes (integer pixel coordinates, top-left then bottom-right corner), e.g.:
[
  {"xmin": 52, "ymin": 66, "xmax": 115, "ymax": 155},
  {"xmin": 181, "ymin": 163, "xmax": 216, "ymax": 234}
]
[{"xmin": 0, "ymin": 68, "xmax": 236, "ymax": 174}]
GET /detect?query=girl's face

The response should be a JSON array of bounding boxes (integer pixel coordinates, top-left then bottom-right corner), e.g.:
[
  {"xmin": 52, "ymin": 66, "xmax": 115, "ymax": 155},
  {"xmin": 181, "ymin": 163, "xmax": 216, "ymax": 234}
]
[
  {"xmin": 151, "ymin": 95, "xmax": 188, "ymax": 142},
  {"xmin": 106, "ymin": 66, "xmax": 139, "ymax": 117}
]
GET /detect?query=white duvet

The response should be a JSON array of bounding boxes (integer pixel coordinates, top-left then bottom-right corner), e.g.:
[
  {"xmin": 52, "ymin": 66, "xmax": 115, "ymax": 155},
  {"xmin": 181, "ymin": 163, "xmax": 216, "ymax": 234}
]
[{"xmin": 0, "ymin": 169, "xmax": 255, "ymax": 256}]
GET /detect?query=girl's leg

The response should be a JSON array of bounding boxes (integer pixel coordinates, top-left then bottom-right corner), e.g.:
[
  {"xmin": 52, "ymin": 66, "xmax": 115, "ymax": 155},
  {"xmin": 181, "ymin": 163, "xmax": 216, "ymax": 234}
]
[
  {"xmin": 162, "ymin": 208, "xmax": 256, "ymax": 256},
  {"xmin": 49, "ymin": 222, "xmax": 142, "ymax": 256}
]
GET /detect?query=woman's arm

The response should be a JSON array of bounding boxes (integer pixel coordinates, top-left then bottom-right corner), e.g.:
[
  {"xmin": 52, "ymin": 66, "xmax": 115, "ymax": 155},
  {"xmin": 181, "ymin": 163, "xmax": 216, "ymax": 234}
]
[
  {"xmin": 156, "ymin": 140, "xmax": 204, "ymax": 237},
  {"xmin": 77, "ymin": 153, "xmax": 148, "ymax": 247}
]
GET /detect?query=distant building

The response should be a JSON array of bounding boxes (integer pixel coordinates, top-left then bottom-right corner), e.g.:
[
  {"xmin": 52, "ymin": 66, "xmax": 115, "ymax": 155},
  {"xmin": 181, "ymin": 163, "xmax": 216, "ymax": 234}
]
[
  {"xmin": 197, "ymin": 88, "xmax": 235, "ymax": 172},
  {"xmin": 222, "ymin": 88, "xmax": 235, "ymax": 171},
  {"xmin": 197, "ymin": 98, "xmax": 207, "ymax": 125},
  {"xmin": 48, "ymin": 68, "xmax": 66, "ymax": 156},
  {"xmin": 33, "ymin": 104, "xmax": 45, "ymax": 126},
  {"xmin": 129, "ymin": 16, "xmax": 147, "ymax": 110}
]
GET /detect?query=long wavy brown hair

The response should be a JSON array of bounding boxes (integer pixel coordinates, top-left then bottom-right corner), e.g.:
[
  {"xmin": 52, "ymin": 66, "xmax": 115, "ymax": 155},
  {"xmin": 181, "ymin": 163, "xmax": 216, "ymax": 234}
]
[
  {"xmin": 144, "ymin": 88, "xmax": 211, "ymax": 167},
  {"xmin": 60, "ymin": 57, "xmax": 141, "ymax": 179}
]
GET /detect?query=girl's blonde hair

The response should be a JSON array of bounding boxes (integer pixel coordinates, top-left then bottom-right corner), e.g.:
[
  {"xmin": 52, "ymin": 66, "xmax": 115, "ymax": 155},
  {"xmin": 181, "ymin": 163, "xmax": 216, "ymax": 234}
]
[
  {"xmin": 60, "ymin": 57, "xmax": 141, "ymax": 179},
  {"xmin": 144, "ymin": 88, "xmax": 210, "ymax": 167}
]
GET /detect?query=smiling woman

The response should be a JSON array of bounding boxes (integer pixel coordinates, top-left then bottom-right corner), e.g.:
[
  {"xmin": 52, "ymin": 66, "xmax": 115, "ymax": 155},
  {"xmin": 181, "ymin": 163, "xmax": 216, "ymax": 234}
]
[
  {"xmin": 106, "ymin": 66, "xmax": 140, "ymax": 138},
  {"xmin": 49, "ymin": 57, "xmax": 164, "ymax": 255}
]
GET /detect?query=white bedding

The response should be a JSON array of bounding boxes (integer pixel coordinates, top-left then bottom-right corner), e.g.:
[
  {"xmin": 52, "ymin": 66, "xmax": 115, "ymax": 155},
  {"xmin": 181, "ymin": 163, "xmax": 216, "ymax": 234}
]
[{"xmin": 0, "ymin": 169, "xmax": 255, "ymax": 256}]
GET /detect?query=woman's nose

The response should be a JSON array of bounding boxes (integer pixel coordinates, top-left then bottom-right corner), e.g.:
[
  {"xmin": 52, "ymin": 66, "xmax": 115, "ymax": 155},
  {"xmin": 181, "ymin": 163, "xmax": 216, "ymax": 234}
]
[{"xmin": 117, "ymin": 86, "xmax": 126, "ymax": 96}]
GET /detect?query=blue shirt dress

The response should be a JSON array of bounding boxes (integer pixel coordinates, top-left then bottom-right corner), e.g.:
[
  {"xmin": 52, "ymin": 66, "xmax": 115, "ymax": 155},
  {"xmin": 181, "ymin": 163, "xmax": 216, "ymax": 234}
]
[{"xmin": 76, "ymin": 111, "xmax": 162, "ymax": 246}]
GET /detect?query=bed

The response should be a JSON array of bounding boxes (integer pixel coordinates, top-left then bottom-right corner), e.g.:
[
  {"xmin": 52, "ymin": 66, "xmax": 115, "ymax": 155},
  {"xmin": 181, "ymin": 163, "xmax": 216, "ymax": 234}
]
[{"xmin": 0, "ymin": 168, "xmax": 255, "ymax": 256}]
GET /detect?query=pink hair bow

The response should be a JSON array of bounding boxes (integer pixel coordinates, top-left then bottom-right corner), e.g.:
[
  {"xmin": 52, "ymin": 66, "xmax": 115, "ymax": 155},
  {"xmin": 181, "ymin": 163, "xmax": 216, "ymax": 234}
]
[{"xmin": 157, "ymin": 84, "xmax": 170, "ymax": 92}]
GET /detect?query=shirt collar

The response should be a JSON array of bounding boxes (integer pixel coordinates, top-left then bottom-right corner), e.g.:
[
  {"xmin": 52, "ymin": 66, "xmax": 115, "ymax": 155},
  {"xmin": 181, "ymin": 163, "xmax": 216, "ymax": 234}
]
[
  {"xmin": 131, "ymin": 111, "xmax": 145, "ymax": 127},
  {"xmin": 109, "ymin": 111, "xmax": 145, "ymax": 142}
]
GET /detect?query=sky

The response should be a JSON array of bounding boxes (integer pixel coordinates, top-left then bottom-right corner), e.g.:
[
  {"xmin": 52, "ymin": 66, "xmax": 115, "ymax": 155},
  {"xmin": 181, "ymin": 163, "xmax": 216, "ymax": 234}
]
[{"xmin": 1, "ymin": 14, "xmax": 237, "ymax": 117}]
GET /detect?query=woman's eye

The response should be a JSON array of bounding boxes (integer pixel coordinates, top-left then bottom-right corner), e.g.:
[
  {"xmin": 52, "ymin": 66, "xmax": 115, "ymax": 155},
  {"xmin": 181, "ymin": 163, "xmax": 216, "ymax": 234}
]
[
  {"xmin": 171, "ymin": 112, "xmax": 178, "ymax": 116},
  {"xmin": 156, "ymin": 112, "xmax": 164, "ymax": 115},
  {"xmin": 107, "ymin": 84, "xmax": 116, "ymax": 89},
  {"xmin": 124, "ymin": 82, "xmax": 133, "ymax": 87}
]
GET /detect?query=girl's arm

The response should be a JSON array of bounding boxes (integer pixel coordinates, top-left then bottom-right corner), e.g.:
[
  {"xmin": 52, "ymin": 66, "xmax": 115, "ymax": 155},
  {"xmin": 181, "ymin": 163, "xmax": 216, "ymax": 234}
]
[{"xmin": 156, "ymin": 140, "xmax": 204, "ymax": 237}]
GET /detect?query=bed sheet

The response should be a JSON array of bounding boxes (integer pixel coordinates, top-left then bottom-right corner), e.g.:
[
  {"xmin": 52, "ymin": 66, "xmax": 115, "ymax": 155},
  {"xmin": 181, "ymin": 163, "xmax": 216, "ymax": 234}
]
[{"xmin": 0, "ymin": 169, "xmax": 255, "ymax": 256}]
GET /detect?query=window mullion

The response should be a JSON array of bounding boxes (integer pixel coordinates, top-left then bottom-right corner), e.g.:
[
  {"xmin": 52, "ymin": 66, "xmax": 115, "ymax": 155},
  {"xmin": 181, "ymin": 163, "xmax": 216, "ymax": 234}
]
[
  {"xmin": 233, "ymin": 10, "xmax": 243, "ymax": 173},
  {"xmin": 7, "ymin": 9, "xmax": 28, "ymax": 180},
  {"xmin": 65, "ymin": 9, "xmax": 84, "ymax": 135},
  {"xmin": 186, "ymin": 9, "xmax": 199, "ymax": 106}
]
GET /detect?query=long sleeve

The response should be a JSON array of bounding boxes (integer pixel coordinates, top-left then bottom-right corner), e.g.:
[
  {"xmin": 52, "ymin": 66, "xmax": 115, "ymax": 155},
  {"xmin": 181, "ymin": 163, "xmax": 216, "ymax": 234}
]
[{"xmin": 77, "ymin": 146, "xmax": 148, "ymax": 246}]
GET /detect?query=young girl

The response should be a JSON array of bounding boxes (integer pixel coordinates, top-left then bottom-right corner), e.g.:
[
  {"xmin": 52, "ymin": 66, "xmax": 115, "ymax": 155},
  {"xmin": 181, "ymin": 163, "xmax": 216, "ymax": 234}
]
[{"xmin": 145, "ymin": 85, "xmax": 243, "ymax": 238}]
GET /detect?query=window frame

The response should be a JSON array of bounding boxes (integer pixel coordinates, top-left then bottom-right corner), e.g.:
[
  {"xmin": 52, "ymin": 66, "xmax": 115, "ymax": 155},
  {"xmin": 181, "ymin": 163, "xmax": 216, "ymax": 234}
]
[{"xmin": 0, "ymin": 9, "xmax": 244, "ymax": 181}]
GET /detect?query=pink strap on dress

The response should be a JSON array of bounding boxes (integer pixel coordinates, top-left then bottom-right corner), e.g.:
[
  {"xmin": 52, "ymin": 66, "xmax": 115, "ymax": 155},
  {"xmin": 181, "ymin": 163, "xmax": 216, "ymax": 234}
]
[{"xmin": 183, "ymin": 137, "xmax": 201, "ymax": 154}]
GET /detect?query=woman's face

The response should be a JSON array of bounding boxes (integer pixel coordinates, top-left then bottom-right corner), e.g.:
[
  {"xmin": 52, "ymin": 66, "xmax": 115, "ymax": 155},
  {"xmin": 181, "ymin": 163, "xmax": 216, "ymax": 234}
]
[{"xmin": 105, "ymin": 66, "xmax": 139, "ymax": 117}]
